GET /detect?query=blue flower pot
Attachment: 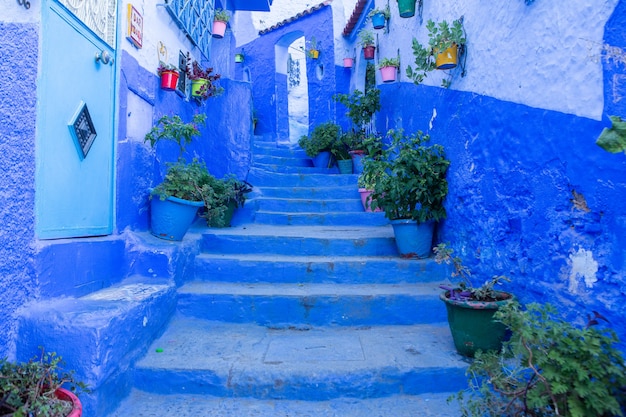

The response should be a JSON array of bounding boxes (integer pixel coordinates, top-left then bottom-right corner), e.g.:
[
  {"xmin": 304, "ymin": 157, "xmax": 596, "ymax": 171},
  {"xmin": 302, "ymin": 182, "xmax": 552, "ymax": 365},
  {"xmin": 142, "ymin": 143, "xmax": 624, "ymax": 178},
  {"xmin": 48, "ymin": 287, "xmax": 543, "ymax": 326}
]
[
  {"xmin": 312, "ymin": 151, "xmax": 332, "ymax": 168},
  {"xmin": 150, "ymin": 196, "xmax": 204, "ymax": 241},
  {"xmin": 371, "ymin": 12, "xmax": 386, "ymax": 29},
  {"xmin": 390, "ymin": 219, "xmax": 435, "ymax": 258}
]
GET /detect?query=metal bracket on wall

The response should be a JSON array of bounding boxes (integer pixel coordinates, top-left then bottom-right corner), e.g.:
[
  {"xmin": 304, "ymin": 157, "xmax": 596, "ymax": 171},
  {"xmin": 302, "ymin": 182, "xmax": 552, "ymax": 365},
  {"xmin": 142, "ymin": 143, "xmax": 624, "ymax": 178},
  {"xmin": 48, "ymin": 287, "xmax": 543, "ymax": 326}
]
[{"xmin": 17, "ymin": 0, "xmax": 31, "ymax": 9}]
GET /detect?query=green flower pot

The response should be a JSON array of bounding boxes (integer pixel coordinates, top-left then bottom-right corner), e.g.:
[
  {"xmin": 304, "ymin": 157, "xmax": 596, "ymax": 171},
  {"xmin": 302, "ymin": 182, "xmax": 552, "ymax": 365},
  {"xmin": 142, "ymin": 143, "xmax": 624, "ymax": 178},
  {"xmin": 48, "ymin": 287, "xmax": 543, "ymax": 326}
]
[
  {"xmin": 397, "ymin": 0, "xmax": 417, "ymax": 18},
  {"xmin": 440, "ymin": 291, "xmax": 513, "ymax": 357}
]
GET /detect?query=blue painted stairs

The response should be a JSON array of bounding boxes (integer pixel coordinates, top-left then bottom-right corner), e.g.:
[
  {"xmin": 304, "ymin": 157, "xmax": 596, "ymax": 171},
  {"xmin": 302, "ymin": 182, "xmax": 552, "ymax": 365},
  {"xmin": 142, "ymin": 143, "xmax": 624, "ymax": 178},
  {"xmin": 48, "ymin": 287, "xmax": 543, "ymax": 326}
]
[{"xmin": 108, "ymin": 138, "xmax": 468, "ymax": 415}]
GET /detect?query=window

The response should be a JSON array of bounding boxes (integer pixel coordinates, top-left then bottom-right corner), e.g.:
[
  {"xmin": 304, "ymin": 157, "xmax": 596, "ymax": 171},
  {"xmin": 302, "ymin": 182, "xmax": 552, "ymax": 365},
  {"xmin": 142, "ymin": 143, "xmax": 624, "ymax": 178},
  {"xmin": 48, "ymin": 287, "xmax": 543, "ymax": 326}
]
[{"xmin": 164, "ymin": 0, "xmax": 215, "ymax": 60}]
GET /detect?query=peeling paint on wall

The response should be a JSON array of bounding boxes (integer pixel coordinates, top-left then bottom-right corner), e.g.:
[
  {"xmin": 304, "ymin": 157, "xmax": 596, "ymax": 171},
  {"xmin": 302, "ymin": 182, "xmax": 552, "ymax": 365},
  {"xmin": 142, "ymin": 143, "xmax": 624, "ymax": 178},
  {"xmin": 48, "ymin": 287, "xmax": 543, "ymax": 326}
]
[{"xmin": 568, "ymin": 248, "xmax": 599, "ymax": 293}]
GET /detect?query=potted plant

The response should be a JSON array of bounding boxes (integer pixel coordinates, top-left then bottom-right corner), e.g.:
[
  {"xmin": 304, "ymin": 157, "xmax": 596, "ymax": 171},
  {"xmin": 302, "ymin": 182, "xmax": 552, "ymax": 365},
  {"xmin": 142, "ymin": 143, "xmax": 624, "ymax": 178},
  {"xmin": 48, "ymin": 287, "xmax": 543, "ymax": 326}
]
[
  {"xmin": 297, "ymin": 122, "xmax": 340, "ymax": 168},
  {"xmin": 332, "ymin": 132, "xmax": 354, "ymax": 174},
  {"xmin": 144, "ymin": 113, "xmax": 208, "ymax": 240},
  {"xmin": 358, "ymin": 153, "xmax": 385, "ymax": 212},
  {"xmin": 0, "ymin": 349, "xmax": 87, "ymax": 417},
  {"xmin": 186, "ymin": 53, "xmax": 224, "ymax": 101},
  {"xmin": 358, "ymin": 29, "xmax": 376, "ymax": 60},
  {"xmin": 306, "ymin": 36, "xmax": 320, "ymax": 59},
  {"xmin": 452, "ymin": 301, "xmax": 626, "ymax": 416},
  {"xmin": 397, "ymin": 0, "xmax": 418, "ymax": 17},
  {"xmin": 378, "ymin": 57, "xmax": 400, "ymax": 82},
  {"xmin": 369, "ymin": 129, "xmax": 450, "ymax": 258},
  {"xmin": 157, "ymin": 62, "xmax": 180, "ymax": 91},
  {"xmin": 212, "ymin": 8, "xmax": 230, "ymax": 38},
  {"xmin": 368, "ymin": 5, "xmax": 390, "ymax": 29},
  {"xmin": 235, "ymin": 52, "xmax": 245, "ymax": 63},
  {"xmin": 333, "ymin": 88, "xmax": 381, "ymax": 172},
  {"xmin": 433, "ymin": 243, "xmax": 513, "ymax": 357},
  {"xmin": 199, "ymin": 174, "xmax": 252, "ymax": 228},
  {"xmin": 343, "ymin": 54, "xmax": 354, "ymax": 68},
  {"xmin": 406, "ymin": 18, "xmax": 466, "ymax": 86}
]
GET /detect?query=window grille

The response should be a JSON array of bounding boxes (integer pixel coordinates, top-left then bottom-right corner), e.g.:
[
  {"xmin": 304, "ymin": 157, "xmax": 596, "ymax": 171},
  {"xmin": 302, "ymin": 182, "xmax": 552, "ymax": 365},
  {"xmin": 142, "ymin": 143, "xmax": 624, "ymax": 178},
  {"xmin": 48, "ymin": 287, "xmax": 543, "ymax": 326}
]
[{"xmin": 164, "ymin": 0, "xmax": 215, "ymax": 60}]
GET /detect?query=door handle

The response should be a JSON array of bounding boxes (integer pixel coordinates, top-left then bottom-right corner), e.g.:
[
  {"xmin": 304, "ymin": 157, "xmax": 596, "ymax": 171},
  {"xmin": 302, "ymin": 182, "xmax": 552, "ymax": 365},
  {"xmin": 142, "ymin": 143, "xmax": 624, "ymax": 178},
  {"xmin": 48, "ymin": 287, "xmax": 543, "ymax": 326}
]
[{"xmin": 95, "ymin": 50, "xmax": 114, "ymax": 65}]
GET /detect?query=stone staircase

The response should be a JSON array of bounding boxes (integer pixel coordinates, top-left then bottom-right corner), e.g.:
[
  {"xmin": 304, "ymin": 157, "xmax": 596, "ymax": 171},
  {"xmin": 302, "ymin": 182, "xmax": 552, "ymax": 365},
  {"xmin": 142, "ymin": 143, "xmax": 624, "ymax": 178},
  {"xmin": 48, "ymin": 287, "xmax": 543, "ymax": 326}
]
[{"xmin": 106, "ymin": 138, "xmax": 468, "ymax": 415}]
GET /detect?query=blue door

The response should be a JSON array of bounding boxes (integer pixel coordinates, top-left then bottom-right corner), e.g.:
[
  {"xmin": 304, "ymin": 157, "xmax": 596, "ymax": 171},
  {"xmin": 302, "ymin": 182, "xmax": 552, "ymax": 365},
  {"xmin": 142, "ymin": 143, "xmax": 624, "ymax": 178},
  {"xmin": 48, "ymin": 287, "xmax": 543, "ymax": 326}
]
[{"xmin": 36, "ymin": 0, "xmax": 117, "ymax": 238}]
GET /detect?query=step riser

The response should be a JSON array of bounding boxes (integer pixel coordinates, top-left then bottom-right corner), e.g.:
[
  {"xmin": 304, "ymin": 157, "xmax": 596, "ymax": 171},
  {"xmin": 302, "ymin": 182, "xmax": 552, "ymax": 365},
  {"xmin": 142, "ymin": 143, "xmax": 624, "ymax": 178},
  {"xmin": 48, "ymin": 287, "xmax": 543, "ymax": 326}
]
[
  {"xmin": 253, "ymin": 163, "xmax": 338, "ymax": 174},
  {"xmin": 132, "ymin": 366, "xmax": 466, "ymax": 400},
  {"xmin": 254, "ymin": 155, "xmax": 312, "ymax": 167},
  {"xmin": 177, "ymin": 293, "xmax": 446, "ymax": 326},
  {"xmin": 248, "ymin": 169, "xmax": 358, "ymax": 187},
  {"xmin": 201, "ymin": 234, "xmax": 398, "ymax": 256},
  {"xmin": 194, "ymin": 257, "xmax": 448, "ymax": 284},
  {"xmin": 254, "ymin": 187, "xmax": 361, "ymax": 199},
  {"xmin": 256, "ymin": 198, "xmax": 365, "ymax": 213},
  {"xmin": 251, "ymin": 211, "xmax": 390, "ymax": 226},
  {"xmin": 253, "ymin": 145, "xmax": 308, "ymax": 159}
]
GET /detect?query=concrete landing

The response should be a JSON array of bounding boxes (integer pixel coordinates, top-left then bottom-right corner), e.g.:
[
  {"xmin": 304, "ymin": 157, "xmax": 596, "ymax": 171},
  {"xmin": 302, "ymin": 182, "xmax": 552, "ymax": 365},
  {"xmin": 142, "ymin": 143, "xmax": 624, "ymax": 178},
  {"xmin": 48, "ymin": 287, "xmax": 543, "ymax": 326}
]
[
  {"xmin": 110, "ymin": 390, "xmax": 461, "ymax": 416},
  {"xmin": 130, "ymin": 315, "xmax": 468, "ymax": 400}
]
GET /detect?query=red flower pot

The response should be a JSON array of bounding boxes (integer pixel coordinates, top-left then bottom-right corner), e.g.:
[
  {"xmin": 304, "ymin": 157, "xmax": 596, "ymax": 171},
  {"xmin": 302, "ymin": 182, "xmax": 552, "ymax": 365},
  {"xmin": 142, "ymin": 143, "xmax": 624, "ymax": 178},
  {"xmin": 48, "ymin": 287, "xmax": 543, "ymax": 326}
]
[
  {"xmin": 363, "ymin": 45, "xmax": 376, "ymax": 60},
  {"xmin": 160, "ymin": 70, "xmax": 179, "ymax": 91},
  {"xmin": 55, "ymin": 388, "xmax": 83, "ymax": 417}
]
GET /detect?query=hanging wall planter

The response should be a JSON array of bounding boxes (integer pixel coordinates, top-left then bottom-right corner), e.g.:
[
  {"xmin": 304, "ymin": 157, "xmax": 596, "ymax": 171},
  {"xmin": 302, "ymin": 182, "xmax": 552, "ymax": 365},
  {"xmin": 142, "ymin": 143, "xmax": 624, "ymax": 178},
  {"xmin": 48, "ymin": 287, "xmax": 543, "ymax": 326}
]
[
  {"xmin": 397, "ymin": 0, "xmax": 417, "ymax": 18},
  {"xmin": 235, "ymin": 53, "xmax": 244, "ymax": 63},
  {"xmin": 191, "ymin": 78, "xmax": 209, "ymax": 98},
  {"xmin": 343, "ymin": 57, "xmax": 354, "ymax": 68},
  {"xmin": 371, "ymin": 12, "xmax": 386, "ymax": 29},
  {"xmin": 159, "ymin": 69, "xmax": 179, "ymax": 91},
  {"xmin": 358, "ymin": 29, "xmax": 376, "ymax": 61},
  {"xmin": 212, "ymin": 8, "xmax": 230, "ymax": 38},
  {"xmin": 378, "ymin": 57, "xmax": 400, "ymax": 83},
  {"xmin": 435, "ymin": 44, "xmax": 459, "ymax": 69},
  {"xmin": 363, "ymin": 45, "xmax": 376, "ymax": 60}
]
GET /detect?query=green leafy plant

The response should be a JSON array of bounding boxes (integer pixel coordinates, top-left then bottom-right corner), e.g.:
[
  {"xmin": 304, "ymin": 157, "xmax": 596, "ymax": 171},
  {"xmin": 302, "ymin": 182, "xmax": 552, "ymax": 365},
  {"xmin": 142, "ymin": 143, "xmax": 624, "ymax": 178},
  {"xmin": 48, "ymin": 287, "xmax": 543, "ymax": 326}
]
[
  {"xmin": 369, "ymin": 129, "xmax": 450, "ymax": 222},
  {"xmin": 198, "ymin": 174, "xmax": 252, "ymax": 226},
  {"xmin": 151, "ymin": 158, "xmax": 211, "ymax": 202},
  {"xmin": 333, "ymin": 88, "xmax": 381, "ymax": 152},
  {"xmin": 378, "ymin": 57, "xmax": 400, "ymax": 69},
  {"xmin": 434, "ymin": 243, "xmax": 511, "ymax": 301},
  {"xmin": 0, "ymin": 348, "xmax": 88, "ymax": 417},
  {"xmin": 406, "ymin": 18, "xmax": 466, "ymax": 86},
  {"xmin": 298, "ymin": 122, "xmax": 340, "ymax": 157},
  {"xmin": 368, "ymin": 5, "xmax": 391, "ymax": 20},
  {"xmin": 213, "ymin": 8, "xmax": 230, "ymax": 22},
  {"xmin": 596, "ymin": 115, "xmax": 626, "ymax": 154},
  {"xmin": 331, "ymin": 132, "xmax": 353, "ymax": 161},
  {"xmin": 454, "ymin": 302, "xmax": 626, "ymax": 417},
  {"xmin": 358, "ymin": 28, "xmax": 375, "ymax": 47},
  {"xmin": 144, "ymin": 114, "xmax": 206, "ymax": 158}
]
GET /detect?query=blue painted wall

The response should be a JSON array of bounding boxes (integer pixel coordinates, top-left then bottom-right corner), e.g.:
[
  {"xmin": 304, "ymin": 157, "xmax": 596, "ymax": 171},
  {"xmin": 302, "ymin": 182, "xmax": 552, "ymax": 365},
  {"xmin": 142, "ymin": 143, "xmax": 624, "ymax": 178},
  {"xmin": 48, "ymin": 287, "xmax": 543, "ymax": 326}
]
[{"xmin": 0, "ymin": 22, "xmax": 38, "ymax": 359}]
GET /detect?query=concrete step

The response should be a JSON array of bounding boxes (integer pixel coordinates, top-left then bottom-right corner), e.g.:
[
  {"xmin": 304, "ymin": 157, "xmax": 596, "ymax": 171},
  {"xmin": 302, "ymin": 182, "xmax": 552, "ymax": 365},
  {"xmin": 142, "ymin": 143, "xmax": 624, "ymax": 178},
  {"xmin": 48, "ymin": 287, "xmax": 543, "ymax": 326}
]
[
  {"xmin": 254, "ymin": 154, "xmax": 313, "ymax": 167},
  {"xmin": 128, "ymin": 316, "xmax": 467, "ymax": 399},
  {"xmin": 253, "ymin": 143, "xmax": 308, "ymax": 159},
  {"xmin": 194, "ymin": 253, "xmax": 448, "ymax": 284},
  {"xmin": 199, "ymin": 225, "xmax": 397, "ymax": 256},
  {"xmin": 252, "ymin": 185, "xmax": 361, "ymax": 199},
  {"xmin": 248, "ymin": 168, "xmax": 357, "ymax": 187},
  {"xmin": 176, "ymin": 281, "xmax": 447, "ymax": 326},
  {"xmin": 252, "ymin": 197, "xmax": 365, "ymax": 212},
  {"xmin": 253, "ymin": 162, "xmax": 339, "ymax": 175},
  {"xmin": 16, "ymin": 276, "xmax": 177, "ymax": 417},
  {"xmin": 109, "ymin": 390, "xmax": 461, "ymax": 417},
  {"xmin": 252, "ymin": 210, "xmax": 389, "ymax": 226}
]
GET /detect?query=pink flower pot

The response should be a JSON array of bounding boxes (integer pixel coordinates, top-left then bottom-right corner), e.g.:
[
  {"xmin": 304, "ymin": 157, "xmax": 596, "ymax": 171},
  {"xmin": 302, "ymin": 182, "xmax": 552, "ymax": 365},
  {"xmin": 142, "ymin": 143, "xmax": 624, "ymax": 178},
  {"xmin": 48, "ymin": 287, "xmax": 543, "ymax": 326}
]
[
  {"xmin": 380, "ymin": 66, "xmax": 397, "ymax": 83},
  {"xmin": 343, "ymin": 58, "xmax": 354, "ymax": 68},
  {"xmin": 359, "ymin": 188, "xmax": 382, "ymax": 212},
  {"xmin": 213, "ymin": 20, "xmax": 227, "ymax": 38}
]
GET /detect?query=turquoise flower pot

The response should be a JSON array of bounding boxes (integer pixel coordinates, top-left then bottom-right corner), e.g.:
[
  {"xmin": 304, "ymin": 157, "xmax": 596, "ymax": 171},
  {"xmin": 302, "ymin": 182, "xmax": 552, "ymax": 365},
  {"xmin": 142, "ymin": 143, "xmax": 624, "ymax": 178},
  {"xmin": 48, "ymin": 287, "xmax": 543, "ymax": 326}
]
[
  {"xmin": 150, "ymin": 196, "xmax": 203, "ymax": 241},
  {"xmin": 390, "ymin": 219, "xmax": 434, "ymax": 258}
]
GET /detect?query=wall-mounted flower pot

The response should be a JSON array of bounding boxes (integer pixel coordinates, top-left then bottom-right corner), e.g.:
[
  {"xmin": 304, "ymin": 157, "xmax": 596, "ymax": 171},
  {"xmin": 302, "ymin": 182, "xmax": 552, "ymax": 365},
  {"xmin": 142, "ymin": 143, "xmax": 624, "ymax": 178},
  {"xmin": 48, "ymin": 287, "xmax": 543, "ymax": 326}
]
[
  {"xmin": 309, "ymin": 49, "xmax": 320, "ymax": 59},
  {"xmin": 390, "ymin": 219, "xmax": 434, "ymax": 258},
  {"xmin": 213, "ymin": 20, "xmax": 227, "ymax": 38},
  {"xmin": 343, "ymin": 57, "xmax": 354, "ymax": 68},
  {"xmin": 397, "ymin": 0, "xmax": 417, "ymax": 18},
  {"xmin": 380, "ymin": 66, "xmax": 398, "ymax": 83},
  {"xmin": 363, "ymin": 45, "xmax": 376, "ymax": 60},
  {"xmin": 235, "ymin": 53, "xmax": 244, "ymax": 63},
  {"xmin": 191, "ymin": 78, "xmax": 208, "ymax": 97},
  {"xmin": 435, "ymin": 44, "xmax": 459, "ymax": 70},
  {"xmin": 160, "ymin": 70, "xmax": 179, "ymax": 91},
  {"xmin": 150, "ymin": 196, "xmax": 204, "ymax": 241},
  {"xmin": 371, "ymin": 12, "xmax": 386, "ymax": 29}
]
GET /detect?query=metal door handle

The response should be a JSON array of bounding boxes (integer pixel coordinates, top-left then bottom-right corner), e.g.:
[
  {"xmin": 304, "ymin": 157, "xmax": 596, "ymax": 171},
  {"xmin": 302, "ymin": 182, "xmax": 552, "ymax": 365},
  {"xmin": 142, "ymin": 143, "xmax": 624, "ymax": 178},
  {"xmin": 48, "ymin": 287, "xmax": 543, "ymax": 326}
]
[{"xmin": 95, "ymin": 50, "xmax": 113, "ymax": 65}]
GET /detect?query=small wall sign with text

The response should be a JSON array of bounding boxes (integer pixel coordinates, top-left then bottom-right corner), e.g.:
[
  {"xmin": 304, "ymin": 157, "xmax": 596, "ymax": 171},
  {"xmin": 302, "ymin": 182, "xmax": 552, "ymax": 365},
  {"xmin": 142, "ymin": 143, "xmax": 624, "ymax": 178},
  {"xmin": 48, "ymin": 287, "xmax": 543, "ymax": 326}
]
[{"xmin": 127, "ymin": 4, "xmax": 143, "ymax": 48}]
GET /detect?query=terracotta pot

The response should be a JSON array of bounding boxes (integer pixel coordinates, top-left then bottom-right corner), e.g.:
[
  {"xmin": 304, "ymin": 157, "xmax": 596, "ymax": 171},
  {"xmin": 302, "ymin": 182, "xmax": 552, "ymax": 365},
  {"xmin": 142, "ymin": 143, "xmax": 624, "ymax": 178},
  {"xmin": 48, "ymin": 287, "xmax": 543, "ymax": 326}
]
[
  {"xmin": 379, "ymin": 66, "xmax": 397, "ymax": 83},
  {"xmin": 213, "ymin": 20, "xmax": 227, "ymax": 38}
]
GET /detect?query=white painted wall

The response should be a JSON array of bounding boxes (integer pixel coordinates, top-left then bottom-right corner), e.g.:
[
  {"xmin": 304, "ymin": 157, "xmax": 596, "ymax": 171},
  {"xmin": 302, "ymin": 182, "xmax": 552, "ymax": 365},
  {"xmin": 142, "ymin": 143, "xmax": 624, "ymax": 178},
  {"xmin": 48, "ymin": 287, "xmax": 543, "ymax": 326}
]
[{"xmin": 3, "ymin": 1, "xmax": 40, "ymax": 23}]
